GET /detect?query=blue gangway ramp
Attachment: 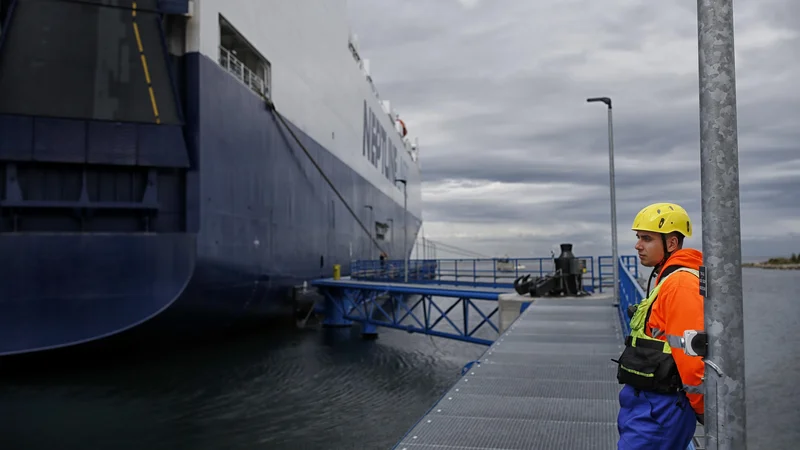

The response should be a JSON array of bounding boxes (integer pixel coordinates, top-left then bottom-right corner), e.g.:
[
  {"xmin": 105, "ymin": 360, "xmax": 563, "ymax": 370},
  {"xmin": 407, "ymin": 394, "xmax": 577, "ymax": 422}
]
[{"xmin": 393, "ymin": 293, "xmax": 624, "ymax": 448}]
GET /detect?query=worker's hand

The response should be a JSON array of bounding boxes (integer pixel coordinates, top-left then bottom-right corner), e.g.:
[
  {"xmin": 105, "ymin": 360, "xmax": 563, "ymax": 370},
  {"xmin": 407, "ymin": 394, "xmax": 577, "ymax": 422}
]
[{"xmin": 696, "ymin": 414, "xmax": 705, "ymax": 425}]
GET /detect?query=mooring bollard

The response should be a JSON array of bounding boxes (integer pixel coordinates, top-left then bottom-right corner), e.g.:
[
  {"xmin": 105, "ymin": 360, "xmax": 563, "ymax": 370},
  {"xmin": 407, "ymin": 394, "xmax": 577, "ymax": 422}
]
[{"xmin": 333, "ymin": 264, "xmax": 341, "ymax": 280}]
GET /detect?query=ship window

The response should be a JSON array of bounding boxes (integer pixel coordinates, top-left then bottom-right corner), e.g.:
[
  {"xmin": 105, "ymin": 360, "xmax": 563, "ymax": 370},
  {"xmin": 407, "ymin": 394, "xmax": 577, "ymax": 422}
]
[
  {"xmin": 218, "ymin": 15, "xmax": 271, "ymax": 98},
  {"xmin": 375, "ymin": 222, "xmax": 388, "ymax": 241},
  {"xmin": 0, "ymin": 0, "xmax": 7, "ymax": 36}
]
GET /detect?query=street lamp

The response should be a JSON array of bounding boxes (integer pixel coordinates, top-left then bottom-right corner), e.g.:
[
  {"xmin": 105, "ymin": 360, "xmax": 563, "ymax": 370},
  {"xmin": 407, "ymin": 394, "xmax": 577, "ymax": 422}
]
[
  {"xmin": 395, "ymin": 178, "xmax": 408, "ymax": 282},
  {"xmin": 586, "ymin": 96, "xmax": 619, "ymax": 304},
  {"xmin": 364, "ymin": 205, "xmax": 373, "ymax": 260}
]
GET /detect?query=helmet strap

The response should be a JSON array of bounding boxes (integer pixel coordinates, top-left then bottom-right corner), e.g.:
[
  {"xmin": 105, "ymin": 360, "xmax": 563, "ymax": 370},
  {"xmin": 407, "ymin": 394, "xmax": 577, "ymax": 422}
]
[
  {"xmin": 646, "ymin": 266, "xmax": 658, "ymax": 294},
  {"xmin": 661, "ymin": 234, "xmax": 673, "ymax": 261},
  {"xmin": 652, "ymin": 233, "xmax": 672, "ymax": 284}
]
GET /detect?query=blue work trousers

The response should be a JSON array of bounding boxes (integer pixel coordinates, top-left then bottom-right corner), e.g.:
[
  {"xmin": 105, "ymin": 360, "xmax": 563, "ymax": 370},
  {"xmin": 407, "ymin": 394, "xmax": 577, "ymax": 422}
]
[{"xmin": 617, "ymin": 384, "xmax": 697, "ymax": 450}]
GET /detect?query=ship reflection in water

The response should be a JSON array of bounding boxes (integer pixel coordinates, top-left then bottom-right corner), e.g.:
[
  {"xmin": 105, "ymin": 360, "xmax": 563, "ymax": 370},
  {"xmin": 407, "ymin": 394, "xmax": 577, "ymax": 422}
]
[{"xmin": 0, "ymin": 269, "xmax": 798, "ymax": 450}]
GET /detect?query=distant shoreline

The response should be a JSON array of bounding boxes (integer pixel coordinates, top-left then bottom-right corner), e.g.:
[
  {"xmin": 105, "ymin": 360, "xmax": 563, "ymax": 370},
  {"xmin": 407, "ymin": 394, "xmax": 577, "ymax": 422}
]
[{"xmin": 742, "ymin": 262, "xmax": 800, "ymax": 271}]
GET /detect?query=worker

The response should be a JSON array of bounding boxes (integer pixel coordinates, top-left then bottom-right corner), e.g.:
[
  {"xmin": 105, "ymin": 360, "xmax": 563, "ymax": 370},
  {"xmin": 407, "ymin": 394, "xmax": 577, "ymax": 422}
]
[
  {"xmin": 379, "ymin": 251, "xmax": 388, "ymax": 277},
  {"xmin": 615, "ymin": 202, "xmax": 705, "ymax": 450}
]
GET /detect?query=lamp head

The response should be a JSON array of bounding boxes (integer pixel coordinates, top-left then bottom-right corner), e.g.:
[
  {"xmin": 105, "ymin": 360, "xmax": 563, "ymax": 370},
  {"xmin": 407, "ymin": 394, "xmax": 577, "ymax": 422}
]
[{"xmin": 586, "ymin": 97, "xmax": 612, "ymax": 108}]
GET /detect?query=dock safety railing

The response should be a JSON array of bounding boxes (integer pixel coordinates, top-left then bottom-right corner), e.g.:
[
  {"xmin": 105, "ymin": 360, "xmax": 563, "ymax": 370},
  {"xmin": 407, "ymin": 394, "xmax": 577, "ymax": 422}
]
[
  {"xmin": 616, "ymin": 256, "xmax": 647, "ymax": 336},
  {"xmin": 598, "ymin": 255, "xmax": 641, "ymax": 292},
  {"xmin": 345, "ymin": 254, "xmax": 647, "ymax": 340},
  {"xmin": 350, "ymin": 256, "xmax": 598, "ymax": 292},
  {"xmin": 350, "ymin": 255, "xmax": 641, "ymax": 293},
  {"xmin": 338, "ymin": 255, "xmax": 645, "ymax": 342}
]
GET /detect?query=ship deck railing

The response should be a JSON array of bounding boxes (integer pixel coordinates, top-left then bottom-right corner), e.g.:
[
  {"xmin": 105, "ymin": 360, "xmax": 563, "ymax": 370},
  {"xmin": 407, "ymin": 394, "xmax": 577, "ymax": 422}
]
[{"xmin": 218, "ymin": 45, "xmax": 268, "ymax": 98}]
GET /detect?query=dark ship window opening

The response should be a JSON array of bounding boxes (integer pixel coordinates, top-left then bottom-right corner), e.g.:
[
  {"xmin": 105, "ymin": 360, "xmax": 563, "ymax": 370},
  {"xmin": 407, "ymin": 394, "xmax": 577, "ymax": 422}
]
[
  {"xmin": 0, "ymin": 0, "xmax": 8, "ymax": 36},
  {"xmin": 218, "ymin": 15, "xmax": 271, "ymax": 99},
  {"xmin": 375, "ymin": 222, "xmax": 388, "ymax": 241}
]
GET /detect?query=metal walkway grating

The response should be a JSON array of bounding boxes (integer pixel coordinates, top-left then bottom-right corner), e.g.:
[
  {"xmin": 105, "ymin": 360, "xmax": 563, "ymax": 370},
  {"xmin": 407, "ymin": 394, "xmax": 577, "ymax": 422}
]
[
  {"xmin": 395, "ymin": 294, "xmax": 703, "ymax": 450},
  {"xmin": 394, "ymin": 294, "xmax": 623, "ymax": 449},
  {"xmin": 394, "ymin": 293, "xmax": 705, "ymax": 449}
]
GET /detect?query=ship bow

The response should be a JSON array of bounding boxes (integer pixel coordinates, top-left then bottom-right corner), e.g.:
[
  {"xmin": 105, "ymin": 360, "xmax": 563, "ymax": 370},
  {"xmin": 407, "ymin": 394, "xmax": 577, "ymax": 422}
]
[{"xmin": 0, "ymin": 233, "xmax": 195, "ymax": 355}]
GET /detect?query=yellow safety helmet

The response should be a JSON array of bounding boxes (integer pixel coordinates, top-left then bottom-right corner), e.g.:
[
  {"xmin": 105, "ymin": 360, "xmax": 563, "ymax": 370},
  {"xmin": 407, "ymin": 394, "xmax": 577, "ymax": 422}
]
[{"xmin": 631, "ymin": 202, "xmax": 692, "ymax": 237}]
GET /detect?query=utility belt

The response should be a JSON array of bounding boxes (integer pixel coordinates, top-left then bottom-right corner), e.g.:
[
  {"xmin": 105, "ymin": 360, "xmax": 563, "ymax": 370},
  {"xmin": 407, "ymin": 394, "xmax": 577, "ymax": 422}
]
[{"xmin": 613, "ymin": 335, "xmax": 683, "ymax": 394}]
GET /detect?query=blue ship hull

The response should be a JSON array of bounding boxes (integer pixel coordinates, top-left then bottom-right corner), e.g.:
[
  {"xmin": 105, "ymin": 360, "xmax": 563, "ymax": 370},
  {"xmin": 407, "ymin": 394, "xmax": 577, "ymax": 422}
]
[{"xmin": 0, "ymin": 6, "xmax": 419, "ymax": 357}]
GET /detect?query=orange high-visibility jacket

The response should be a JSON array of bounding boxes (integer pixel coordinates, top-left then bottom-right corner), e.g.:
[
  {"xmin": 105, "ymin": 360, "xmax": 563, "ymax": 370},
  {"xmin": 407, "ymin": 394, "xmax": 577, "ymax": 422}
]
[{"xmin": 645, "ymin": 248, "xmax": 705, "ymax": 415}]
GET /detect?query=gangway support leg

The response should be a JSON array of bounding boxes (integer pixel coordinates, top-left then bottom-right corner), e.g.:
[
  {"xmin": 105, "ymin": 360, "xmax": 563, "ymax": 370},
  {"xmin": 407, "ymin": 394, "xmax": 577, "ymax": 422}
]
[
  {"xmin": 321, "ymin": 287, "xmax": 353, "ymax": 328},
  {"xmin": 361, "ymin": 292, "xmax": 393, "ymax": 340},
  {"xmin": 361, "ymin": 321, "xmax": 378, "ymax": 340}
]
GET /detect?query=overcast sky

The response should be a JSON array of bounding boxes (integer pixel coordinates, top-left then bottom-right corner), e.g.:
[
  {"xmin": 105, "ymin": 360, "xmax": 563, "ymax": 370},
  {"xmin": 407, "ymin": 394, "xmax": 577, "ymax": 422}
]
[{"xmin": 346, "ymin": 0, "xmax": 799, "ymax": 260}]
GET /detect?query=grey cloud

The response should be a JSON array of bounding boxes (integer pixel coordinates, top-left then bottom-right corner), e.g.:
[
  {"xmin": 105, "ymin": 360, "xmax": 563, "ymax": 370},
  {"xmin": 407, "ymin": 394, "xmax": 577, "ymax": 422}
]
[
  {"xmin": 740, "ymin": 177, "xmax": 800, "ymax": 215},
  {"xmin": 422, "ymin": 172, "xmax": 798, "ymax": 229},
  {"xmin": 423, "ymin": 192, "xmax": 608, "ymax": 225},
  {"xmin": 753, "ymin": 0, "xmax": 800, "ymax": 29},
  {"xmin": 419, "ymin": 156, "xmax": 700, "ymax": 192},
  {"xmin": 348, "ymin": 0, "xmax": 800, "ymax": 257},
  {"xmin": 423, "ymin": 183, "xmax": 698, "ymax": 227},
  {"xmin": 426, "ymin": 232, "xmax": 799, "ymax": 264}
]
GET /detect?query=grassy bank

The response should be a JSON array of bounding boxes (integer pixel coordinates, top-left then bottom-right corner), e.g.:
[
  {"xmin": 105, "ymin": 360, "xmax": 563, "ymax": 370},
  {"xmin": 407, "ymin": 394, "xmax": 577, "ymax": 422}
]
[{"xmin": 743, "ymin": 254, "xmax": 800, "ymax": 270}]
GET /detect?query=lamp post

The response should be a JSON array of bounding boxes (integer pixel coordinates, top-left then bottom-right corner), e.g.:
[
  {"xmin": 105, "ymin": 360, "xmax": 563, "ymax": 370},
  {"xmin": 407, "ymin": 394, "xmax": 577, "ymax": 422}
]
[
  {"xmin": 395, "ymin": 178, "xmax": 408, "ymax": 282},
  {"xmin": 586, "ymin": 96, "xmax": 619, "ymax": 304},
  {"xmin": 364, "ymin": 204, "xmax": 373, "ymax": 260}
]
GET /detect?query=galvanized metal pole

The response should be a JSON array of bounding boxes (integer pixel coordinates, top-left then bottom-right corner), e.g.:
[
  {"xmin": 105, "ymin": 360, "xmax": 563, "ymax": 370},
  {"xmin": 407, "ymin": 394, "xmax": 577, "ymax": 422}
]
[
  {"xmin": 586, "ymin": 97, "xmax": 619, "ymax": 301},
  {"xmin": 606, "ymin": 105, "xmax": 620, "ymax": 305},
  {"xmin": 696, "ymin": 0, "xmax": 746, "ymax": 449}
]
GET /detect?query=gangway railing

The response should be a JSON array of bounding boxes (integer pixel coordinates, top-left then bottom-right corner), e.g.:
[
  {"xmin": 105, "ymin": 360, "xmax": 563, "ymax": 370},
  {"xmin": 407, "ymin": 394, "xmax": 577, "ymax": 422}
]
[
  {"xmin": 597, "ymin": 255, "xmax": 640, "ymax": 292},
  {"xmin": 616, "ymin": 256, "xmax": 647, "ymax": 336},
  {"xmin": 347, "ymin": 255, "xmax": 645, "ymax": 340},
  {"xmin": 350, "ymin": 256, "xmax": 598, "ymax": 292},
  {"xmin": 314, "ymin": 254, "xmax": 645, "ymax": 346}
]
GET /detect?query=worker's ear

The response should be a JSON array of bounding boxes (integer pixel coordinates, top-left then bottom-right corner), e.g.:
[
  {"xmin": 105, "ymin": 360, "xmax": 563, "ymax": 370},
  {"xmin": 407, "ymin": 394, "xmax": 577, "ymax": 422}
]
[{"xmin": 666, "ymin": 233, "xmax": 681, "ymax": 253}]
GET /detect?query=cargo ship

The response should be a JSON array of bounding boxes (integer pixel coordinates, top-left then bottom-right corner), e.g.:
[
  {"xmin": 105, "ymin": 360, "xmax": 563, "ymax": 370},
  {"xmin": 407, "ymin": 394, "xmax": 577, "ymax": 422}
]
[{"xmin": 0, "ymin": 0, "xmax": 422, "ymax": 355}]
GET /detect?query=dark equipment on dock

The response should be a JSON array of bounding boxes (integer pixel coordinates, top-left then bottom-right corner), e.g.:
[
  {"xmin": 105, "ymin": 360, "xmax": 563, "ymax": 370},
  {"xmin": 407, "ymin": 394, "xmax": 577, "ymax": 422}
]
[{"xmin": 513, "ymin": 243, "xmax": 590, "ymax": 297}]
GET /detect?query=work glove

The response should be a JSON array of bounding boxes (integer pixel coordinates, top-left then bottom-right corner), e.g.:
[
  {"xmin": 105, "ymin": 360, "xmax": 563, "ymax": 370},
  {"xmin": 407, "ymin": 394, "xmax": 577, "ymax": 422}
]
[{"xmin": 696, "ymin": 414, "xmax": 705, "ymax": 425}]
